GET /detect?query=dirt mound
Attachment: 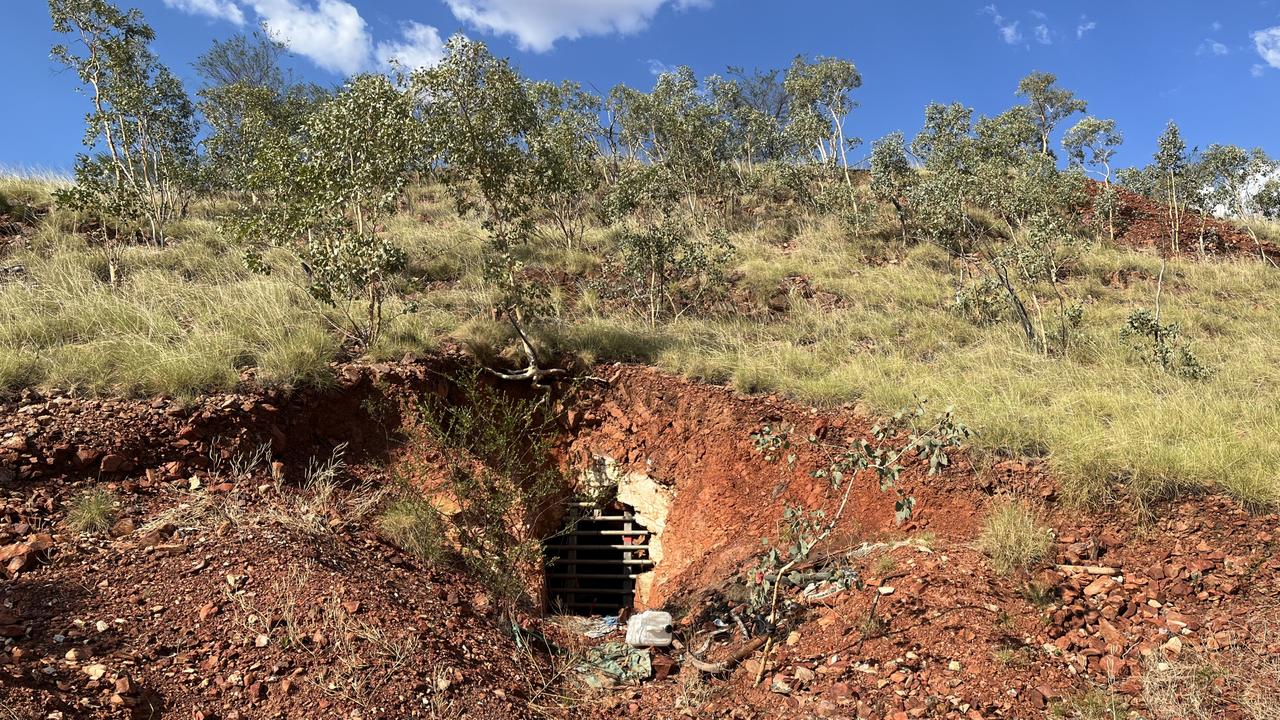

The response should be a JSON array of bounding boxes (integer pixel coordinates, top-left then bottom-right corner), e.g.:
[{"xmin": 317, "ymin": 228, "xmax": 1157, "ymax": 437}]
[
  {"xmin": 1098, "ymin": 183, "xmax": 1280, "ymax": 263},
  {"xmin": 3, "ymin": 358, "xmax": 1279, "ymax": 718},
  {"xmin": 0, "ymin": 473, "xmax": 542, "ymax": 719}
]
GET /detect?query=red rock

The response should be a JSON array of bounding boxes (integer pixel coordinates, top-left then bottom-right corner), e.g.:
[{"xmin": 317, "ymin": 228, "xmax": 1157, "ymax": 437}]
[
  {"xmin": 1084, "ymin": 577, "xmax": 1116, "ymax": 597},
  {"xmin": 100, "ymin": 454, "xmax": 127, "ymax": 473},
  {"xmin": 110, "ymin": 518, "xmax": 136, "ymax": 538},
  {"xmin": 0, "ymin": 436, "xmax": 27, "ymax": 451}
]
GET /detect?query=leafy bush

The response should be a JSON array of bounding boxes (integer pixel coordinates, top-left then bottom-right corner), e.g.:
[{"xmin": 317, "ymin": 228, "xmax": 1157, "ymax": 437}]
[
  {"xmin": 613, "ymin": 221, "xmax": 734, "ymax": 326},
  {"xmin": 1121, "ymin": 308, "xmax": 1212, "ymax": 380},
  {"xmin": 401, "ymin": 371, "xmax": 563, "ymax": 608}
]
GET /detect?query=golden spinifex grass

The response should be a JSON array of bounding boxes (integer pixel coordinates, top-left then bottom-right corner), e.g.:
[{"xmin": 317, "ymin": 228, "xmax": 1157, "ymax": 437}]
[{"xmin": 3, "ymin": 175, "xmax": 1279, "ymax": 510}]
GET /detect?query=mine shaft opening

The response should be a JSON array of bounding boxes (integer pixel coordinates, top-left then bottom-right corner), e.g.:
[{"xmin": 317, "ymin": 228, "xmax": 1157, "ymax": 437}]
[{"xmin": 545, "ymin": 500, "xmax": 655, "ymax": 615}]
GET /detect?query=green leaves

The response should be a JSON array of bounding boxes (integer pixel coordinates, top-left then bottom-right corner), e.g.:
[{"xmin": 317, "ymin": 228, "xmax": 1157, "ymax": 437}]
[
  {"xmin": 1121, "ymin": 308, "xmax": 1214, "ymax": 381},
  {"xmin": 226, "ymin": 73, "xmax": 427, "ymax": 348},
  {"xmin": 49, "ymin": 0, "xmax": 198, "ymax": 242}
]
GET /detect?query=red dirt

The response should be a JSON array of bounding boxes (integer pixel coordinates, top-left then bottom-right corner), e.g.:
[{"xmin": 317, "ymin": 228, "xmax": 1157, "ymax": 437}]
[
  {"xmin": 1097, "ymin": 183, "xmax": 1280, "ymax": 263},
  {"xmin": 3, "ymin": 357, "xmax": 1279, "ymax": 719}
]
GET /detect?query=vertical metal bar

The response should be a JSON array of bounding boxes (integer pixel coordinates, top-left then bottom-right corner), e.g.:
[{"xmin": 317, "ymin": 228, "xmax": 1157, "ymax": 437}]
[{"xmin": 622, "ymin": 510, "xmax": 634, "ymax": 608}]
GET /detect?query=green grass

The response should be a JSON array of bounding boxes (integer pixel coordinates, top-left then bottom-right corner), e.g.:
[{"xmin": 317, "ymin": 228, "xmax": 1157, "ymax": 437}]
[
  {"xmin": 3, "ymin": 175, "xmax": 1279, "ymax": 512},
  {"xmin": 0, "ymin": 228, "xmax": 345, "ymax": 398}
]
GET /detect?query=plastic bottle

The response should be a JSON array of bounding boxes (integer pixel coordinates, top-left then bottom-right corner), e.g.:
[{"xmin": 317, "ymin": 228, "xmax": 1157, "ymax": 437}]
[{"xmin": 625, "ymin": 610, "xmax": 674, "ymax": 647}]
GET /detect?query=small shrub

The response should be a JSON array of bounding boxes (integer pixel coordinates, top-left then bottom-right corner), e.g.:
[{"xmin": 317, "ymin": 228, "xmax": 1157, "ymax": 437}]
[
  {"xmin": 1121, "ymin": 308, "xmax": 1213, "ymax": 380},
  {"xmin": 952, "ymin": 275, "xmax": 1007, "ymax": 325},
  {"xmin": 978, "ymin": 500, "xmax": 1054, "ymax": 575},
  {"xmin": 402, "ymin": 370, "xmax": 564, "ymax": 608},
  {"xmin": 66, "ymin": 489, "xmax": 118, "ymax": 534},
  {"xmin": 377, "ymin": 498, "xmax": 447, "ymax": 564}
]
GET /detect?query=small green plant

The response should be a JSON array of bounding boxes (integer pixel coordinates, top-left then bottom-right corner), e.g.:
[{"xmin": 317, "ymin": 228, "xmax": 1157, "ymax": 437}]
[
  {"xmin": 1121, "ymin": 308, "xmax": 1213, "ymax": 380},
  {"xmin": 745, "ymin": 503, "xmax": 827, "ymax": 610},
  {"xmin": 749, "ymin": 421, "xmax": 795, "ymax": 465},
  {"xmin": 66, "ymin": 488, "xmax": 118, "ymax": 533},
  {"xmin": 979, "ymin": 500, "xmax": 1054, "ymax": 575},
  {"xmin": 809, "ymin": 398, "xmax": 972, "ymax": 524},
  {"xmin": 377, "ymin": 497, "xmax": 447, "ymax": 564},
  {"xmin": 402, "ymin": 370, "xmax": 563, "ymax": 609}
]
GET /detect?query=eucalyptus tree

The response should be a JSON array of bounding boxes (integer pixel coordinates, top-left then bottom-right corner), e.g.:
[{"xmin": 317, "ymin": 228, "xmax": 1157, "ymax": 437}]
[
  {"xmin": 1153, "ymin": 121, "xmax": 1191, "ymax": 252},
  {"xmin": 526, "ymin": 80, "xmax": 604, "ymax": 249},
  {"xmin": 608, "ymin": 67, "xmax": 736, "ymax": 215},
  {"xmin": 910, "ymin": 99, "xmax": 1086, "ymax": 355},
  {"xmin": 1063, "ymin": 116, "xmax": 1123, "ymax": 239},
  {"xmin": 49, "ymin": 0, "xmax": 199, "ymax": 247},
  {"xmin": 195, "ymin": 27, "xmax": 323, "ymax": 195},
  {"xmin": 413, "ymin": 35, "xmax": 566, "ymax": 383},
  {"xmin": 1199, "ymin": 144, "xmax": 1278, "ymax": 261},
  {"xmin": 783, "ymin": 55, "xmax": 862, "ymax": 182},
  {"xmin": 231, "ymin": 74, "xmax": 428, "ymax": 347},
  {"xmin": 908, "ymin": 102, "xmax": 983, "ymax": 256},
  {"xmin": 1015, "ymin": 71, "xmax": 1087, "ymax": 158},
  {"xmin": 414, "ymin": 36, "xmax": 538, "ymax": 256},
  {"xmin": 868, "ymin": 131, "xmax": 914, "ymax": 243},
  {"xmin": 708, "ymin": 66, "xmax": 790, "ymax": 171}
]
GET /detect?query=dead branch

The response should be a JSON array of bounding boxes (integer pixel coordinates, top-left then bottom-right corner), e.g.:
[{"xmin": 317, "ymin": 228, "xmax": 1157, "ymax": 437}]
[
  {"xmin": 486, "ymin": 312, "xmax": 567, "ymax": 389},
  {"xmin": 686, "ymin": 635, "xmax": 768, "ymax": 674}
]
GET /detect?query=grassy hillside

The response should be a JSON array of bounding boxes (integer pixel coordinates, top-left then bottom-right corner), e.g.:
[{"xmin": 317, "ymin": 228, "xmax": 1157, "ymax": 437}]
[{"xmin": 2, "ymin": 174, "xmax": 1279, "ymax": 511}]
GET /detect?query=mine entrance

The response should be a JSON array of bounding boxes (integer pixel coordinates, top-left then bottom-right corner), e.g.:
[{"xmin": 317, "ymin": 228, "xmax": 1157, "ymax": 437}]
[{"xmin": 545, "ymin": 501, "xmax": 654, "ymax": 614}]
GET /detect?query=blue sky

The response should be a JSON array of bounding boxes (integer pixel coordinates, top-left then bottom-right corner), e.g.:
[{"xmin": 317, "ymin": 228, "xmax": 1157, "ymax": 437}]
[{"xmin": 2, "ymin": 0, "xmax": 1279, "ymax": 172}]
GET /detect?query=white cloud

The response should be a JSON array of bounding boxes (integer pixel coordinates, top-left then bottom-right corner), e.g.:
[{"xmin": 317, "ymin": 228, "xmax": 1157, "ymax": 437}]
[
  {"xmin": 374, "ymin": 21, "xmax": 445, "ymax": 71},
  {"xmin": 1076, "ymin": 17, "xmax": 1096, "ymax": 39},
  {"xmin": 443, "ymin": 0, "xmax": 711, "ymax": 52},
  {"xmin": 646, "ymin": 58, "xmax": 675, "ymax": 76},
  {"xmin": 1197, "ymin": 39, "xmax": 1229, "ymax": 56},
  {"xmin": 1211, "ymin": 21, "xmax": 1222, "ymax": 32},
  {"xmin": 251, "ymin": 0, "xmax": 372, "ymax": 76},
  {"xmin": 162, "ymin": 0, "xmax": 245, "ymax": 24},
  {"xmin": 160, "ymin": 0, "xmax": 452, "ymax": 75},
  {"xmin": 1253, "ymin": 26, "xmax": 1280, "ymax": 70},
  {"xmin": 982, "ymin": 5, "xmax": 1022, "ymax": 45},
  {"xmin": 1034, "ymin": 24, "xmax": 1051, "ymax": 45}
]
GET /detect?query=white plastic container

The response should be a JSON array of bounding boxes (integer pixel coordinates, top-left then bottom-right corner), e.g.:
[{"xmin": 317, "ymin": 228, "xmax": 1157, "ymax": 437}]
[{"xmin": 625, "ymin": 610, "xmax": 674, "ymax": 647}]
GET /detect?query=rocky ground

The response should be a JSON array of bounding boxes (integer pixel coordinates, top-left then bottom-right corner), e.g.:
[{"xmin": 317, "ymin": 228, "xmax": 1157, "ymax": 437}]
[{"xmin": 3, "ymin": 358, "xmax": 1279, "ymax": 719}]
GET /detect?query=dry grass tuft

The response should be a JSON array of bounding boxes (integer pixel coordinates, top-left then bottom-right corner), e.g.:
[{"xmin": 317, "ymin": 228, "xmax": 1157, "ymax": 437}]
[
  {"xmin": 65, "ymin": 488, "xmax": 118, "ymax": 534},
  {"xmin": 377, "ymin": 496, "xmax": 447, "ymax": 564},
  {"xmin": 978, "ymin": 499, "xmax": 1054, "ymax": 575},
  {"xmin": 1142, "ymin": 622, "xmax": 1280, "ymax": 720}
]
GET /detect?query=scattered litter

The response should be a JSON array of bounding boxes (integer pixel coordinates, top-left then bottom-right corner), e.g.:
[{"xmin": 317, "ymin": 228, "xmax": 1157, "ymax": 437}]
[
  {"xmin": 548, "ymin": 614, "xmax": 621, "ymax": 638},
  {"xmin": 584, "ymin": 615, "xmax": 619, "ymax": 638},
  {"xmin": 575, "ymin": 642, "xmax": 651, "ymax": 688}
]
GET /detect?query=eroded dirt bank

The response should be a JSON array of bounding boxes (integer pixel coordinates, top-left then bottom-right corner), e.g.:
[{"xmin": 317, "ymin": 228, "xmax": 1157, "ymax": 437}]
[{"xmin": 2, "ymin": 356, "xmax": 1278, "ymax": 719}]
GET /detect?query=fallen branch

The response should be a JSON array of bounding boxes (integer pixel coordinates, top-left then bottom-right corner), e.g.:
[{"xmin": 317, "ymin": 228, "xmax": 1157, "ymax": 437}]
[
  {"xmin": 1055, "ymin": 564, "xmax": 1119, "ymax": 576},
  {"xmin": 487, "ymin": 312, "xmax": 567, "ymax": 389},
  {"xmin": 686, "ymin": 636, "xmax": 768, "ymax": 674}
]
